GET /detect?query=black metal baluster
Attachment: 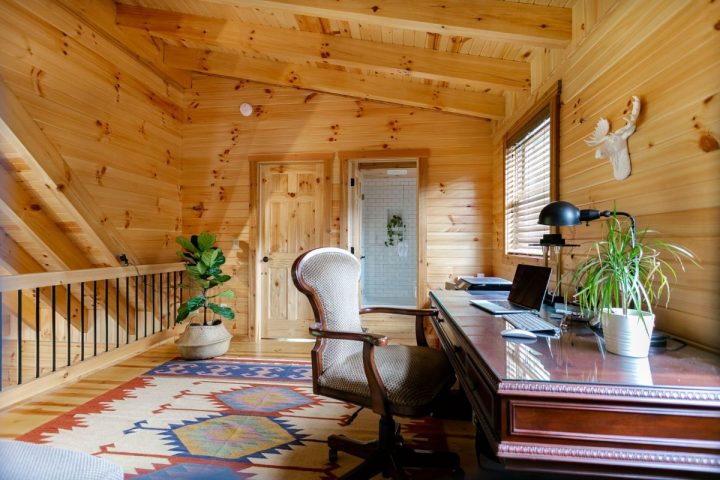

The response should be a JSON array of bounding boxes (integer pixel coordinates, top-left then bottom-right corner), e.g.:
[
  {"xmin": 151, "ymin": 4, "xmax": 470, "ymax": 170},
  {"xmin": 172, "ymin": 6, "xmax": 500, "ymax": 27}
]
[
  {"xmin": 93, "ymin": 281, "xmax": 97, "ymax": 357},
  {"xmin": 143, "ymin": 275, "xmax": 148, "ymax": 338},
  {"xmin": 35, "ymin": 288, "xmax": 40, "ymax": 379},
  {"xmin": 159, "ymin": 274, "xmax": 163, "ymax": 332},
  {"xmin": 133, "ymin": 277, "xmax": 137, "ymax": 343},
  {"xmin": 104, "ymin": 279, "xmax": 109, "ymax": 352},
  {"xmin": 166, "ymin": 272, "xmax": 171, "ymax": 330},
  {"xmin": 17, "ymin": 290, "xmax": 22, "ymax": 384},
  {"xmin": 115, "ymin": 278, "xmax": 120, "ymax": 349},
  {"xmin": 80, "ymin": 282, "xmax": 85, "ymax": 361},
  {"xmin": 66, "ymin": 285, "xmax": 71, "ymax": 367},
  {"xmin": 152, "ymin": 274, "xmax": 156, "ymax": 335},
  {"xmin": 173, "ymin": 272, "xmax": 177, "ymax": 327},
  {"xmin": 125, "ymin": 277, "xmax": 130, "ymax": 345},
  {"xmin": 51, "ymin": 286, "xmax": 56, "ymax": 372}
]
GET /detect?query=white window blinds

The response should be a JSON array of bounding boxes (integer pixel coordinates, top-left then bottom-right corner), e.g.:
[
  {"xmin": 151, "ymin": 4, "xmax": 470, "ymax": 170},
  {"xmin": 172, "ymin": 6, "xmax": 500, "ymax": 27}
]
[{"xmin": 505, "ymin": 111, "xmax": 551, "ymax": 256}]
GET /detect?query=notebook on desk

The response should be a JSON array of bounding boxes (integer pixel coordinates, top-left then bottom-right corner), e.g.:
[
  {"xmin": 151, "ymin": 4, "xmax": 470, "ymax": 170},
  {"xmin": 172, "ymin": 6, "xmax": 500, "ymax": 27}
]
[{"xmin": 470, "ymin": 264, "xmax": 551, "ymax": 315}]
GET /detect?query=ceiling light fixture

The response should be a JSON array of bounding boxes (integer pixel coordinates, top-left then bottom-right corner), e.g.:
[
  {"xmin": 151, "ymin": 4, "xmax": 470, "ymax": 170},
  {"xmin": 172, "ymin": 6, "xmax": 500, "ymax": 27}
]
[{"xmin": 239, "ymin": 103, "xmax": 253, "ymax": 117}]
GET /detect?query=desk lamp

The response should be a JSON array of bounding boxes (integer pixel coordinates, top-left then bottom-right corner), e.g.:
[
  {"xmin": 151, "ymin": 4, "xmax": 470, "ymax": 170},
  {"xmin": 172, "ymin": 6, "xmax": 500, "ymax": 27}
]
[
  {"xmin": 538, "ymin": 201, "xmax": 637, "ymax": 247},
  {"xmin": 536, "ymin": 201, "xmax": 638, "ymax": 304},
  {"xmin": 534, "ymin": 201, "xmax": 581, "ymax": 304}
]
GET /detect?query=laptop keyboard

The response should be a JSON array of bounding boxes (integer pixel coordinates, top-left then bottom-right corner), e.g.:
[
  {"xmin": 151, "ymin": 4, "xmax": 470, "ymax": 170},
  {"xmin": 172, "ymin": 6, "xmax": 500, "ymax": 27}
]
[{"xmin": 503, "ymin": 312, "xmax": 560, "ymax": 335}]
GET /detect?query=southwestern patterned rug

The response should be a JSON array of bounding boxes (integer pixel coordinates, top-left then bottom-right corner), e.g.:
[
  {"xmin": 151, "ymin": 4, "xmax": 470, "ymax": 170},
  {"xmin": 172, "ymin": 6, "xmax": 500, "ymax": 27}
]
[{"xmin": 18, "ymin": 358, "xmax": 474, "ymax": 479}]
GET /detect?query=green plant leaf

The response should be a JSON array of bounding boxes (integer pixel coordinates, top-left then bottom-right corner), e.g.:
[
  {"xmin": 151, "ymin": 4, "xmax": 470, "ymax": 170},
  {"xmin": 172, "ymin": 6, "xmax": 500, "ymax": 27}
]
[
  {"xmin": 201, "ymin": 248, "xmax": 219, "ymax": 267},
  {"xmin": 212, "ymin": 290, "xmax": 235, "ymax": 299},
  {"xmin": 176, "ymin": 236, "xmax": 198, "ymax": 254},
  {"xmin": 214, "ymin": 274, "xmax": 231, "ymax": 283},
  {"xmin": 197, "ymin": 232, "xmax": 216, "ymax": 251},
  {"xmin": 208, "ymin": 303, "xmax": 235, "ymax": 320},
  {"xmin": 176, "ymin": 304, "xmax": 190, "ymax": 323},
  {"xmin": 186, "ymin": 295, "xmax": 205, "ymax": 311}
]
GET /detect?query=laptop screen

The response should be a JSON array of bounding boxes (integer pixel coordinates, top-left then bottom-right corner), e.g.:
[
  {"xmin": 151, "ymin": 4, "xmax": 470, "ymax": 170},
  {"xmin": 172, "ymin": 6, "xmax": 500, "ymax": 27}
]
[{"xmin": 507, "ymin": 264, "xmax": 552, "ymax": 310}]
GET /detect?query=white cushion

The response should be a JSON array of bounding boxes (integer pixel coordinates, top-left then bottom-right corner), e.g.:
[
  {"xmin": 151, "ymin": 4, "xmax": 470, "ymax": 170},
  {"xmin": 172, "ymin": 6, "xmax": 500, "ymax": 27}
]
[{"xmin": 0, "ymin": 440, "xmax": 123, "ymax": 480}]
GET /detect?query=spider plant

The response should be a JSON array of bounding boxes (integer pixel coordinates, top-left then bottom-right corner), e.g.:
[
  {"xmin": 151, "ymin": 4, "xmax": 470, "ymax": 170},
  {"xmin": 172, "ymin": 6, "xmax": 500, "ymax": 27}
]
[{"xmin": 572, "ymin": 213, "xmax": 697, "ymax": 328}]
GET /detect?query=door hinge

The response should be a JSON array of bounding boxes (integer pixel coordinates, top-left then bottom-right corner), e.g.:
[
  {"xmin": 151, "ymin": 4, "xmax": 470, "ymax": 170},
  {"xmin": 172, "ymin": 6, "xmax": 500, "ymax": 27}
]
[
  {"xmin": 350, "ymin": 247, "xmax": 355, "ymax": 254},
  {"xmin": 350, "ymin": 178, "xmax": 355, "ymax": 187}
]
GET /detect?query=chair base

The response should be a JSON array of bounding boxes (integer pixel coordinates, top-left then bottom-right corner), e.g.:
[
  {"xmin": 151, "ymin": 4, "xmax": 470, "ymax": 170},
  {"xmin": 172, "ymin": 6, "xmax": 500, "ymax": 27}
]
[{"xmin": 328, "ymin": 415, "xmax": 463, "ymax": 479}]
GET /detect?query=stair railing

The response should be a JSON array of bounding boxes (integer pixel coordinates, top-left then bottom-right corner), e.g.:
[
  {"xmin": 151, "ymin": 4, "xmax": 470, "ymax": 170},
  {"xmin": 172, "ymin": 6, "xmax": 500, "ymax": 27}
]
[{"xmin": 0, "ymin": 263, "xmax": 184, "ymax": 393}]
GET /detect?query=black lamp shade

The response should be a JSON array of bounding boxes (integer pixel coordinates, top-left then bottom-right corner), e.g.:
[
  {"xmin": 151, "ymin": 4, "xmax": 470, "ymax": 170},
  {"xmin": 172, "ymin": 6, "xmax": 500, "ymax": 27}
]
[{"xmin": 538, "ymin": 201, "xmax": 580, "ymax": 226}]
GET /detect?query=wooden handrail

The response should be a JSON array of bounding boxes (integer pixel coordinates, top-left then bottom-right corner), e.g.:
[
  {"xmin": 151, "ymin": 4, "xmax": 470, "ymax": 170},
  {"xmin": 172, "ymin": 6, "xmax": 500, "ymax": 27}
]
[{"xmin": 0, "ymin": 263, "xmax": 184, "ymax": 292}]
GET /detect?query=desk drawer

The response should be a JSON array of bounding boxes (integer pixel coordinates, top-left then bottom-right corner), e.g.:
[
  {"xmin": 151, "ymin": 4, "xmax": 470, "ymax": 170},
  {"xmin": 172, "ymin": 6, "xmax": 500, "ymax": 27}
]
[
  {"xmin": 507, "ymin": 399, "xmax": 720, "ymax": 450},
  {"xmin": 465, "ymin": 355, "xmax": 499, "ymax": 442},
  {"xmin": 432, "ymin": 312, "xmax": 466, "ymax": 369}
]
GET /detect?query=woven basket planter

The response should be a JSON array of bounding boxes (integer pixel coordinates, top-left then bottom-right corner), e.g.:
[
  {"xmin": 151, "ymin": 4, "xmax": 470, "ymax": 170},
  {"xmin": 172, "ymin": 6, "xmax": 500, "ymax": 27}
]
[{"xmin": 175, "ymin": 320, "xmax": 232, "ymax": 360}]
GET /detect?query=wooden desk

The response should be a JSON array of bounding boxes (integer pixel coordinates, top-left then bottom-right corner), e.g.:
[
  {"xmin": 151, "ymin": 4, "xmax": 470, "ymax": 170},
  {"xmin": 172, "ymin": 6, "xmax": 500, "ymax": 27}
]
[{"xmin": 429, "ymin": 290, "xmax": 720, "ymax": 479}]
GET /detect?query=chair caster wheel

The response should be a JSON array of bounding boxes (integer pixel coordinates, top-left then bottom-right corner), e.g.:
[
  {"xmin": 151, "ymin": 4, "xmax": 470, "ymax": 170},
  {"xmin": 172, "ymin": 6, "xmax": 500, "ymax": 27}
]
[{"xmin": 328, "ymin": 447, "xmax": 338, "ymax": 462}]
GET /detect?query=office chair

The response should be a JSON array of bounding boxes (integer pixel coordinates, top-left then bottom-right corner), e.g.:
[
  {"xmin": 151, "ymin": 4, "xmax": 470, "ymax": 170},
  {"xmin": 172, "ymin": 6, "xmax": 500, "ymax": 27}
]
[{"xmin": 292, "ymin": 247, "xmax": 461, "ymax": 479}]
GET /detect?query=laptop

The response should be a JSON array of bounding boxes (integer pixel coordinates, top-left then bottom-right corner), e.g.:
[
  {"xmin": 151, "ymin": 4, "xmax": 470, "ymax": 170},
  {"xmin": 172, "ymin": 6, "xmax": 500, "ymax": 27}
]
[{"xmin": 470, "ymin": 264, "xmax": 551, "ymax": 315}]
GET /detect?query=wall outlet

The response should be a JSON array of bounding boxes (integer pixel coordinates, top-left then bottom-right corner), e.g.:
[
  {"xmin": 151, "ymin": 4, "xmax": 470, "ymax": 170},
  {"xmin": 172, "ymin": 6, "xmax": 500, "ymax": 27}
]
[{"xmin": 232, "ymin": 239, "xmax": 240, "ymax": 248}]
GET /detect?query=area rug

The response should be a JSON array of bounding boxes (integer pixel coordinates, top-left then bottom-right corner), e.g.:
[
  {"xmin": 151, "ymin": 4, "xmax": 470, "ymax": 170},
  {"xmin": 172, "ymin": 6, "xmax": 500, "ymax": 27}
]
[{"xmin": 18, "ymin": 358, "xmax": 474, "ymax": 479}]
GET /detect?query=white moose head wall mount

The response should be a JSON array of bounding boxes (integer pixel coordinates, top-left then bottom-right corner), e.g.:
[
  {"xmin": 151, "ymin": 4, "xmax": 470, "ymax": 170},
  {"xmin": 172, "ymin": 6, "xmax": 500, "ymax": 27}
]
[{"xmin": 585, "ymin": 95, "xmax": 641, "ymax": 181}]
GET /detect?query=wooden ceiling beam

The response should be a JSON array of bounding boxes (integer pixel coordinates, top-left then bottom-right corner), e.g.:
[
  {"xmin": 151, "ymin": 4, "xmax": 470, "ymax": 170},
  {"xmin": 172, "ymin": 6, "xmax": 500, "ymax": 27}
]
[
  {"xmin": 0, "ymin": 228, "xmax": 91, "ymax": 332},
  {"xmin": 0, "ymin": 130, "xmax": 139, "ymax": 336},
  {"xmin": 0, "ymin": 165, "xmax": 90, "ymax": 272},
  {"xmin": 116, "ymin": 4, "xmax": 529, "ymax": 91},
  {"xmin": 205, "ymin": 0, "xmax": 572, "ymax": 49},
  {"xmin": 0, "ymin": 76, "xmax": 137, "ymax": 267},
  {"xmin": 164, "ymin": 45, "xmax": 505, "ymax": 119}
]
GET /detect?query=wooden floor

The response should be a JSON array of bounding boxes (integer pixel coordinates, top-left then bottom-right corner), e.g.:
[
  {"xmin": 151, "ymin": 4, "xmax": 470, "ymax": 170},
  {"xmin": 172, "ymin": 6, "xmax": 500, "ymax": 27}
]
[
  {"xmin": 0, "ymin": 337, "xmax": 563, "ymax": 479},
  {"xmin": 0, "ymin": 338, "xmax": 314, "ymax": 439}
]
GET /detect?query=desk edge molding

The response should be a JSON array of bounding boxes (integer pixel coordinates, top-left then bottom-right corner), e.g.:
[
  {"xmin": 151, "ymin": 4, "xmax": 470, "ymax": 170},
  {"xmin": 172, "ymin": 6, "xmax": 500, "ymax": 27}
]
[
  {"xmin": 498, "ymin": 381, "xmax": 720, "ymax": 404},
  {"xmin": 498, "ymin": 441, "xmax": 720, "ymax": 470}
]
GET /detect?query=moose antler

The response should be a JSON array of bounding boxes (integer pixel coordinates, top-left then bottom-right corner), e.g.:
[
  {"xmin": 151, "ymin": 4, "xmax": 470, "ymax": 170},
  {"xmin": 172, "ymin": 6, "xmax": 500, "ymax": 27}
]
[{"xmin": 585, "ymin": 96, "xmax": 641, "ymax": 180}]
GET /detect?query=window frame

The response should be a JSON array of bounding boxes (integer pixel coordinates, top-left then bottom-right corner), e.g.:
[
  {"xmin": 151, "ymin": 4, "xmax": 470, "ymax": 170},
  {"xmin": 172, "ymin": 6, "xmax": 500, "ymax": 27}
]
[{"xmin": 503, "ymin": 81, "xmax": 561, "ymax": 258}]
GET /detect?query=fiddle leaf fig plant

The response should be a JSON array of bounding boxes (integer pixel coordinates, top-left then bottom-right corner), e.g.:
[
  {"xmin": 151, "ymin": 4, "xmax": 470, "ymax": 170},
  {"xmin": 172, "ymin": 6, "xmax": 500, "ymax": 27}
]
[{"xmin": 176, "ymin": 232, "xmax": 235, "ymax": 325}]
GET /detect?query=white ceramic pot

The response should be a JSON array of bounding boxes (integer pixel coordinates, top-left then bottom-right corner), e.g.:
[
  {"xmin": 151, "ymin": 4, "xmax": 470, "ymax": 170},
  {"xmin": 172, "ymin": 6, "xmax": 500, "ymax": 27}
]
[
  {"xmin": 175, "ymin": 320, "xmax": 232, "ymax": 360},
  {"xmin": 601, "ymin": 308, "xmax": 655, "ymax": 358}
]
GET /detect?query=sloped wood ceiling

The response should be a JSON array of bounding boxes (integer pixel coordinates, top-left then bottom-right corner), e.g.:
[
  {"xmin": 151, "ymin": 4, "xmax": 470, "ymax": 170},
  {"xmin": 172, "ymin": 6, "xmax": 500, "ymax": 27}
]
[
  {"xmin": 0, "ymin": 0, "xmax": 572, "ymax": 273},
  {"xmin": 112, "ymin": 0, "xmax": 573, "ymax": 119}
]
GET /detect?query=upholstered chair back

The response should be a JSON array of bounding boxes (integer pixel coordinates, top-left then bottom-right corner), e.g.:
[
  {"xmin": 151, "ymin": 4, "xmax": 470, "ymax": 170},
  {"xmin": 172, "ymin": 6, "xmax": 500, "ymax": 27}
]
[{"xmin": 293, "ymin": 247, "xmax": 363, "ymax": 370}]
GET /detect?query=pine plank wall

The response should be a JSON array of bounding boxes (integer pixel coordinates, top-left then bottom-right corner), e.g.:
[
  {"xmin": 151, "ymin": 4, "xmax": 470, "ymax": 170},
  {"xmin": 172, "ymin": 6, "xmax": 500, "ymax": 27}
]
[
  {"xmin": 0, "ymin": 0, "xmax": 183, "ymax": 266},
  {"xmin": 493, "ymin": 0, "xmax": 720, "ymax": 349},
  {"xmin": 0, "ymin": 0, "xmax": 717, "ymax": 352},
  {"xmin": 181, "ymin": 76, "xmax": 494, "ymax": 338}
]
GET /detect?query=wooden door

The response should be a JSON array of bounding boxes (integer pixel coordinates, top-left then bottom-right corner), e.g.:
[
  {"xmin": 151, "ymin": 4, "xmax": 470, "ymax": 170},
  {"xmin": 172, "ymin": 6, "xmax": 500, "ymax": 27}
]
[{"xmin": 259, "ymin": 162, "xmax": 326, "ymax": 338}]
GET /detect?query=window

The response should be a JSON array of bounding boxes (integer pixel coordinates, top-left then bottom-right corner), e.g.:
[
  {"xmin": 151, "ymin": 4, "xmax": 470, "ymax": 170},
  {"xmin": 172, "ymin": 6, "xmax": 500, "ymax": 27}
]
[{"xmin": 504, "ymin": 84, "xmax": 559, "ymax": 256}]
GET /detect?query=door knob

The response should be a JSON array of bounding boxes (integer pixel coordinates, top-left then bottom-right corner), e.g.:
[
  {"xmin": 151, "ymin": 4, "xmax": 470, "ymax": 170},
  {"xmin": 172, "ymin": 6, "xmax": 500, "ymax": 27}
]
[{"xmin": 262, "ymin": 256, "xmax": 270, "ymax": 262}]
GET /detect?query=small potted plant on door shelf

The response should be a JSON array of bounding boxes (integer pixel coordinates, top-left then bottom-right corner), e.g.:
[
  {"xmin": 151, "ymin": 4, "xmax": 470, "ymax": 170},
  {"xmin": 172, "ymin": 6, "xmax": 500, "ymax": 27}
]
[
  {"xmin": 572, "ymin": 213, "xmax": 697, "ymax": 357},
  {"xmin": 174, "ymin": 232, "xmax": 235, "ymax": 360},
  {"xmin": 384, "ymin": 214, "xmax": 406, "ymax": 247}
]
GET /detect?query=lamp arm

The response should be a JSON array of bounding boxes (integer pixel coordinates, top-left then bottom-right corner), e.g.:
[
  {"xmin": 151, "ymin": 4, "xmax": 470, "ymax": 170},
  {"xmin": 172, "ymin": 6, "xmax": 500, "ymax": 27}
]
[{"xmin": 599, "ymin": 210, "xmax": 636, "ymax": 248}]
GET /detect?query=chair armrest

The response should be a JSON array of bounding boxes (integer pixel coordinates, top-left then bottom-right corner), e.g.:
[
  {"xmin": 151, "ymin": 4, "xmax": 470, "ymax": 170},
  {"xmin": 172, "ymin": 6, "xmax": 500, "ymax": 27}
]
[
  {"xmin": 309, "ymin": 323, "xmax": 388, "ymax": 346},
  {"xmin": 359, "ymin": 308, "xmax": 437, "ymax": 347},
  {"xmin": 360, "ymin": 307, "xmax": 438, "ymax": 317},
  {"xmin": 309, "ymin": 322, "xmax": 391, "ymax": 415}
]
